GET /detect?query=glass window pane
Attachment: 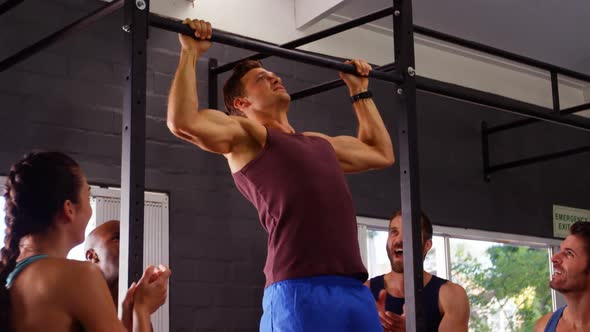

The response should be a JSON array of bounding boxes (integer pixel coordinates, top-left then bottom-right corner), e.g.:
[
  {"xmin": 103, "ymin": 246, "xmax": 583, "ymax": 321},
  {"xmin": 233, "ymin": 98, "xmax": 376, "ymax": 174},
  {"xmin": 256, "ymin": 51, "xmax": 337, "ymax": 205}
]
[
  {"xmin": 367, "ymin": 229, "xmax": 390, "ymax": 278},
  {"xmin": 450, "ymin": 238, "xmax": 552, "ymax": 332},
  {"xmin": 425, "ymin": 236, "xmax": 447, "ymax": 279}
]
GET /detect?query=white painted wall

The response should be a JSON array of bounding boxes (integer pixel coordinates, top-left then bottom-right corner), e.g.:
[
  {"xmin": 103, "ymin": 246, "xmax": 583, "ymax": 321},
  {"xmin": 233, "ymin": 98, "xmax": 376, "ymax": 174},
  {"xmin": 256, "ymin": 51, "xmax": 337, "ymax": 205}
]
[
  {"xmin": 413, "ymin": 35, "xmax": 587, "ymax": 109},
  {"xmin": 150, "ymin": 0, "xmax": 589, "ymax": 114},
  {"xmin": 295, "ymin": 0, "xmax": 344, "ymax": 29},
  {"xmin": 151, "ymin": 0, "xmax": 296, "ymax": 44}
]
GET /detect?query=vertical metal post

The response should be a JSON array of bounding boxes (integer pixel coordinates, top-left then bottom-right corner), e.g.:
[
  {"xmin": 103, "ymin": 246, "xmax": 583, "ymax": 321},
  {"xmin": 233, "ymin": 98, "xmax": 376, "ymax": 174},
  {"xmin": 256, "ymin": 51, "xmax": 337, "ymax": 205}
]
[
  {"xmin": 393, "ymin": 0, "xmax": 425, "ymax": 330},
  {"xmin": 443, "ymin": 236, "xmax": 452, "ymax": 281},
  {"xmin": 208, "ymin": 58, "xmax": 219, "ymax": 109},
  {"xmin": 119, "ymin": 0, "xmax": 148, "ymax": 313},
  {"xmin": 481, "ymin": 122, "xmax": 491, "ymax": 182},
  {"xmin": 551, "ymin": 71, "xmax": 560, "ymax": 112}
]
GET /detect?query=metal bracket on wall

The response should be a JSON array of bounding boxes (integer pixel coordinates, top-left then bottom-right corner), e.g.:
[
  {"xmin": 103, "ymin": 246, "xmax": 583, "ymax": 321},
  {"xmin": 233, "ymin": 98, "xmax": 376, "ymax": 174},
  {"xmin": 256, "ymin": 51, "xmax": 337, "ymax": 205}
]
[
  {"xmin": 481, "ymin": 69, "xmax": 590, "ymax": 181},
  {"xmin": 481, "ymin": 119, "xmax": 590, "ymax": 182}
]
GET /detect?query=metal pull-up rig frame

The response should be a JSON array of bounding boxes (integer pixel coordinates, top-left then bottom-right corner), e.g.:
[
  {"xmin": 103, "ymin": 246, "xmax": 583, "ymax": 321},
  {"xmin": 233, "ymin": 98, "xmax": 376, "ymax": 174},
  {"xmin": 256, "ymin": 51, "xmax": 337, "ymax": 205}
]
[{"xmin": 1, "ymin": 0, "xmax": 589, "ymax": 330}]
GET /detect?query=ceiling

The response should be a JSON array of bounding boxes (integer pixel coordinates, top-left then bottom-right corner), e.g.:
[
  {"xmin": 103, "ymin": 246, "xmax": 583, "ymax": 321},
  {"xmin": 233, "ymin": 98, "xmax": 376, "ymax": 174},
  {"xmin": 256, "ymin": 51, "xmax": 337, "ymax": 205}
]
[{"xmin": 333, "ymin": 0, "xmax": 590, "ymax": 76}]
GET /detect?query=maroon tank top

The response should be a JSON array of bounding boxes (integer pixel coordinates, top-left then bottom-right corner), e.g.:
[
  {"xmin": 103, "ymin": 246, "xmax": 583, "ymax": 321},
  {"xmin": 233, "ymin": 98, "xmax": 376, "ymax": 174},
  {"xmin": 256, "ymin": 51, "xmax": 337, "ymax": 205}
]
[{"xmin": 232, "ymin": 127, "xmax": 368, "ymax": 286}]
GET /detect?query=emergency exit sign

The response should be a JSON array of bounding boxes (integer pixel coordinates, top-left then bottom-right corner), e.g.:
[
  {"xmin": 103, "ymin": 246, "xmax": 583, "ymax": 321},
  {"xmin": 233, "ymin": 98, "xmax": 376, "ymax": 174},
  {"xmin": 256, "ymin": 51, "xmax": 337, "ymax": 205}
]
[{"xmin": 553, "ymin": 205, "xmax": 590, "ymax": 238}]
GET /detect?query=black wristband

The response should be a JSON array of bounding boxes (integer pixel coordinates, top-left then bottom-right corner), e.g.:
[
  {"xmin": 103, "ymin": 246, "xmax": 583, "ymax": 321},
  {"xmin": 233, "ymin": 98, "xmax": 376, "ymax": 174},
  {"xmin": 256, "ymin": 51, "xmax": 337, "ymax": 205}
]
[{"xmin": 350, "ymin": 90, "xmax": 373, "ymax": 103}]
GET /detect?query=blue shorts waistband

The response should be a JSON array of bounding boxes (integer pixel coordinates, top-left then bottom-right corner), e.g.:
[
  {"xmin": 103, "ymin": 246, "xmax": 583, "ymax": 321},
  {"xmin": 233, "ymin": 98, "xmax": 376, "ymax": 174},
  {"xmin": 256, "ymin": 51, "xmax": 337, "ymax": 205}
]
[{"xmin": 269, "ymin": 275, "xmax": 364, "ymax": 288}]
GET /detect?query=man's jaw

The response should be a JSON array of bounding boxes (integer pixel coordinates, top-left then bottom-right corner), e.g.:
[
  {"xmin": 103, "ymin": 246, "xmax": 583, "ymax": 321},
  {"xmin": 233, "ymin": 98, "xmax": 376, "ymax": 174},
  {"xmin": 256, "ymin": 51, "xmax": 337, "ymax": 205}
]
[{"xmin": 552, "ymin": 267, "xmax": 564, "ymax": 281}]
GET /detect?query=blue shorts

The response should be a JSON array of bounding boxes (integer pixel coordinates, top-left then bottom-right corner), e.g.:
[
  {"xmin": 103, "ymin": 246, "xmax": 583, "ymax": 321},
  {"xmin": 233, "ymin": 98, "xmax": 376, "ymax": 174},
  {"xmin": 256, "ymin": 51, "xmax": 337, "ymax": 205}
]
[{"xmin": 260, "ymin": 275, "xmax": 381, "ymax": 332}]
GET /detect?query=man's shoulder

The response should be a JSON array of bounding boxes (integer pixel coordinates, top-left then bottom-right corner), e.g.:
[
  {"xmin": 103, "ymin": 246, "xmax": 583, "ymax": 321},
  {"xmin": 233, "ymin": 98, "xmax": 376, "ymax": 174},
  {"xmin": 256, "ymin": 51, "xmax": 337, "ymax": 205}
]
[
  {"xmin": 534, "ymin": 312, "xmax": 552, "ymax": 332},
  {"xmin": 437, "ymin": 277, "xmax": 470, "ymax": 324},
  {"xmin": 370, "ymin": 273, "xmax": 387, "ymax": 281},
  {"xmin": 439, "ymin": 279, "xmax": 467, "ymax": 297},
  {"xmin": 365, "ymin": 274, "xmax": 387, "ymax": 288},
  {"xmin": 438, "ymin": 278, "xmax": 469, "ymax": 312}
]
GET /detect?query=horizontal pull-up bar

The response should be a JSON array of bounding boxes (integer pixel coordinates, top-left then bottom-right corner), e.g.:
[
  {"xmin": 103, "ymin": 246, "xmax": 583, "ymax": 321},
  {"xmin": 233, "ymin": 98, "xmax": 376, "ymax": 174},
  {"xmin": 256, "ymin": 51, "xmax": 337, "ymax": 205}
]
[
  {"xmin": 212, "ymin": 6, "xmax": 395, "ymax": 74},
  {"xmin": 290, "ymin": 62, "xmax": 396, "ymax": 101},
  {"xmin": 416, "ymin": 76, "xmax": 590, "ymax": 132},
  {"xmin": 486, "ymin": 102, "xmax": 590, "ymax": 134},
  {"xmin": 149, "ymin": 14, "xmax": 403, "ymax": 84},
  {"xmin": 0, "ymin": 0, "xmax": 23, "ymax": 16},
  {"xmin": 0, "ymin": 0, "xmax": 123, "ymax": 73}
]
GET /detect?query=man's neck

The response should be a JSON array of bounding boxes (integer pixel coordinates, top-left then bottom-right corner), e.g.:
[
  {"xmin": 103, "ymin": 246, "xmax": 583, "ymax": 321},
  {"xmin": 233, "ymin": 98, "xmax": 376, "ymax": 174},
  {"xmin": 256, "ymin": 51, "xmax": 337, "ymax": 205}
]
[
  {"xmin": 563, "ymin": 291, "xmax": 590, "ymax": 327},
  {"xmin": 384, "ymin": 270, "xmax": 432, "ymax": 297},
  {"xmin": 251, "ymin": 106, "xmax": 294, "ymax": 134},
  {"xmin": 109, "ymin": 279, "xmax": 118, "ymax": 307},
  {"xmin": 265, "ymin": 120, "xmax": 295, "ymax": 134}
]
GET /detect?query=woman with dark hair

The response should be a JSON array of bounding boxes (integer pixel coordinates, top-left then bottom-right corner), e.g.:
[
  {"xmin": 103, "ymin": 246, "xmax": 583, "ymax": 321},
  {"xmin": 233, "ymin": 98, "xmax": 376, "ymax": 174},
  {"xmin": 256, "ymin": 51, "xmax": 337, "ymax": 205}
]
[{"xmin": 0, "ymin": 152, "xmax": 170, "ymax": 331}]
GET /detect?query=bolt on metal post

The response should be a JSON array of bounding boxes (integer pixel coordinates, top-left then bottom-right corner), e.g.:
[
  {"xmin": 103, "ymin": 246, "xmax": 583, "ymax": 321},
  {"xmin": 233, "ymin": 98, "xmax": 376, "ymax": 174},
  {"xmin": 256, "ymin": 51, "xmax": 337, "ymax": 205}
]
[{"xmin": 136, "ymin": 0, "xmax": 146, "ymax": 10}]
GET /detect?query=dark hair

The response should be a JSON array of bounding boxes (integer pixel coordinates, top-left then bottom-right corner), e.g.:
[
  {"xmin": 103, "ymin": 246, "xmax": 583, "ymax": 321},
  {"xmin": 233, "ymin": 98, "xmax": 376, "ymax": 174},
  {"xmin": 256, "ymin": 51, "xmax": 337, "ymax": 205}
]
[
  {"xmin": 0, "ymin": 151, "xmax": 83, "ymax": 328},
  {"xmin": 390, "ymin": 209, "xmax": 433, "ymax": 242},
  {"xmin": 570, "ymin": 221, "xmax": 590, "ymax": 269},
  {"xmin": 223, "ymin": 59, "xmax": 263, "ymax": 116}
]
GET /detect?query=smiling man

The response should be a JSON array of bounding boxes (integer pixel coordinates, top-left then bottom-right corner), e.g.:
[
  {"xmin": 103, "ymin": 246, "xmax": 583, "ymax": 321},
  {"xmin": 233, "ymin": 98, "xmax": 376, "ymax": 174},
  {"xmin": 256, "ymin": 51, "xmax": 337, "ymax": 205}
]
[
  {"xmin": 535, "ymin": 221, "xmax": 590, "ymax": 332},
  {"xmin": 85, "ymin": 220, "xmax": 121, "ymax": 305},
  {"xmin": 365, "ymin": 210, "xmax": 469, "ymax": 332}
]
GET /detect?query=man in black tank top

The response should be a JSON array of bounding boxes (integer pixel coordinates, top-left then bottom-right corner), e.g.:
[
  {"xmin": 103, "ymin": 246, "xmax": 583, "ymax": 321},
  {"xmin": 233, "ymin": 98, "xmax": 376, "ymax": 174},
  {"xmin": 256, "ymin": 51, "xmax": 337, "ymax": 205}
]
[{"xmin": 365, "ymin": 210, "xmax": 470, "ymax": 332}]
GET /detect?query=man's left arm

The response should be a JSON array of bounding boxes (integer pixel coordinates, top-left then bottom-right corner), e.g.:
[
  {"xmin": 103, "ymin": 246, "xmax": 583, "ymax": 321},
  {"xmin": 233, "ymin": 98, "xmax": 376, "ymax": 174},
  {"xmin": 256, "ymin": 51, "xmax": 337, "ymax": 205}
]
[
  {"xmin": 438, "ymin": 282, "xmax": 470, "ymax": 332},
  {"xmin": 304, "ymin": 59, "xmax": 395, "ymax": 173}
]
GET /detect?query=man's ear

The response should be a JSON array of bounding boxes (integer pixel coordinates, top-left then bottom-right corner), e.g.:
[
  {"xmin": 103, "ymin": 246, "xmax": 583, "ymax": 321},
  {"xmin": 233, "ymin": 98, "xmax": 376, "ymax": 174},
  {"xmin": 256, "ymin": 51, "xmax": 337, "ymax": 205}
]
[
  {"xmin": 233, "ymin": 96, "xmax": 250, "ymax": 111},
  {"xmin": 86, "ymin": 249, "xmax": 98, "ymax": 262}
]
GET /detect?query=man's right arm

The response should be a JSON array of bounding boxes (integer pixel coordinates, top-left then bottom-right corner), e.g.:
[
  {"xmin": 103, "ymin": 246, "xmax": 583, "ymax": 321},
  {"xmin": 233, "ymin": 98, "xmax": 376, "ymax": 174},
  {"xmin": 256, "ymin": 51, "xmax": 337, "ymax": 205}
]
[
  {"xmin": 438, "ymin": 282, "xmax": 469, "ymax": 332},
  {"xmin": 166, "ymin": 19, "xmax": 246, "ymax": 155},
  {"xmin": 534, "ymin": 313, "xmax": 551, "ymax": 332}
]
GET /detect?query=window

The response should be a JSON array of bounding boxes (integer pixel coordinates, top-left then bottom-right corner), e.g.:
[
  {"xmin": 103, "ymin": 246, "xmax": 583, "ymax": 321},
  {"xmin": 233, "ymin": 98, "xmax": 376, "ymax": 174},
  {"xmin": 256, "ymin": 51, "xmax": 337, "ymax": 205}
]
[
  {"xmin": 358, "ymin": 216, "xmax": 561, "ymax": 332},
  {"xmin": 450, "ymin": 237, "xmax": 552, "ymax": 331}
]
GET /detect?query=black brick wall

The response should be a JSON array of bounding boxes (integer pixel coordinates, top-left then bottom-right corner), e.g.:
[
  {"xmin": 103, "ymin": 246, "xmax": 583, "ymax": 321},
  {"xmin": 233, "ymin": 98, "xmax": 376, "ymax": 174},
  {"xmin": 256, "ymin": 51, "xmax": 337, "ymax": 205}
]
[{"xmin": 1, "ymin": 1, "xmax": 589, "ymax": 331}]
